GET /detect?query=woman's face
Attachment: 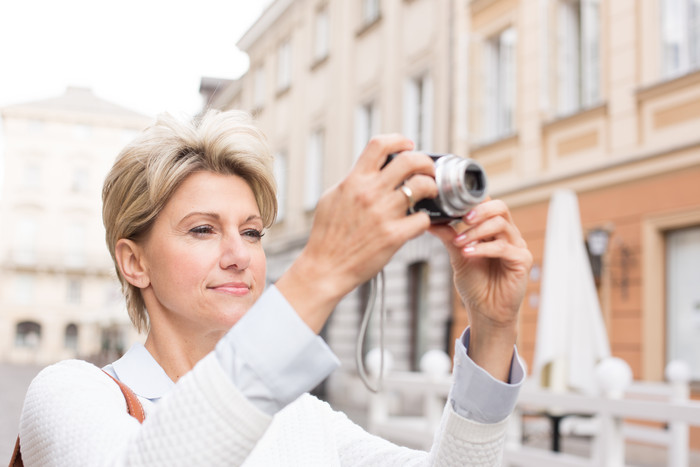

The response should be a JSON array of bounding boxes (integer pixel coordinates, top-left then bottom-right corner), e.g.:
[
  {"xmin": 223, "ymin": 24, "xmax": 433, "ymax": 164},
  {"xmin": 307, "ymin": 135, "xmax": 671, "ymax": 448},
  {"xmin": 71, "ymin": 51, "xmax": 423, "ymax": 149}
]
[{"xmin": 138, "ymin": 171, "xmax": 267, "ymax": 334}]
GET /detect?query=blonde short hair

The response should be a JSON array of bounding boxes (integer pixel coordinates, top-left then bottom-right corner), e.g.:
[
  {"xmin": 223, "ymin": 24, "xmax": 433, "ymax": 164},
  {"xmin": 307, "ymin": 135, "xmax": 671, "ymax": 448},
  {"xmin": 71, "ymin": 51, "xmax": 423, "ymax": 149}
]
[{"xmin": 102, "ymin": 110, "xmax": 277, "ymax": 332}]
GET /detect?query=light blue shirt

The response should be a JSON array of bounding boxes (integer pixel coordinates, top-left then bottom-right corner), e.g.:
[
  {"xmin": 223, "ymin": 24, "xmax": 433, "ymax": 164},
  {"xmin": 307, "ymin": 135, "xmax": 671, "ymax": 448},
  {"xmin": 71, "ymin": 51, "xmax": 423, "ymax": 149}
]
[{"xmin": 105, "ymin": 285, "xmax": 523, "ymax": 424}]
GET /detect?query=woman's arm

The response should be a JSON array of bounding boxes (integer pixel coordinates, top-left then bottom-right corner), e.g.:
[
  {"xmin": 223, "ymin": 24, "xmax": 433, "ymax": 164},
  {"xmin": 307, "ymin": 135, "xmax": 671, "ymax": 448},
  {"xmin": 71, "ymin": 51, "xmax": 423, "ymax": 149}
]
[{"xmin": 20, "ymin": 356, "xmax": 271, "ymax": 466}]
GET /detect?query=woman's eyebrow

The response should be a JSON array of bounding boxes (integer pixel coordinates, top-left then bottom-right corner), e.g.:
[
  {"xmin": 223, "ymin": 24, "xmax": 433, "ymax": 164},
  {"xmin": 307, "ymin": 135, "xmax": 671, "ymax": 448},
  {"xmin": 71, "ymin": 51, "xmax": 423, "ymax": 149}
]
[
  {"xmin": 179, "ymin": 211, "xmax": 220, "ymax": 223},
  {"xmin": 179, "ymin": 212, "xmax": 263, "ymax": 224}
]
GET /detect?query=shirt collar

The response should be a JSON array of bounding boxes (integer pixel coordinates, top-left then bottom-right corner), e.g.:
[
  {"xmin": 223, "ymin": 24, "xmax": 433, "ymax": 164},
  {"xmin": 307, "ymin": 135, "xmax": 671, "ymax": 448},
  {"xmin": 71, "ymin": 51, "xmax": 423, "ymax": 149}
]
[{"xmin": 110, "ymin": 343, "xmax": 175, "ymax": 401}]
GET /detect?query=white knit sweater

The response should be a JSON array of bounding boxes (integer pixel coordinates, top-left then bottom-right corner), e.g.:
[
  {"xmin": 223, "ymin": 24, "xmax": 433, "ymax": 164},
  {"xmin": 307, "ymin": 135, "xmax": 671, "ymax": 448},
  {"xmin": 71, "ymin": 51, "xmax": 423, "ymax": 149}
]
[{"xmin": 19, "ymin": 352, "xmax": 509, "ymax": 466}]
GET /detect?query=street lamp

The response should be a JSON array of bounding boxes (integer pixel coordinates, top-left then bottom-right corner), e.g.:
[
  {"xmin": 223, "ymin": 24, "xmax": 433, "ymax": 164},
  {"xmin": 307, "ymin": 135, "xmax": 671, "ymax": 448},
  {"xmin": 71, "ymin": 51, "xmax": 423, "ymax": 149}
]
[{"xmin": 586, "ymin": 228, "xmax": 610, "ymax": 281}]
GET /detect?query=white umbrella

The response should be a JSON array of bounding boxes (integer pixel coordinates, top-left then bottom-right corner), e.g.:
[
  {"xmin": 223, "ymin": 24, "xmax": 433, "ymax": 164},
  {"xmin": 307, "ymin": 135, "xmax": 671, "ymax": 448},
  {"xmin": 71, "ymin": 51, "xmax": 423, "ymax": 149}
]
[{"xmin": 532, "ymin": 189, "xmax": 611, "ymax": 395}]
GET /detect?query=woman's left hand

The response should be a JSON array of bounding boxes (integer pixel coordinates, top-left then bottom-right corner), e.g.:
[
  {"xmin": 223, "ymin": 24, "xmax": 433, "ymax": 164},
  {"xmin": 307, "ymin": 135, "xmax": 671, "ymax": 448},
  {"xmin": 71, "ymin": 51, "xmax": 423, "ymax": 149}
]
[{"xmin": 430, "ymin": 199, "xmax": 532, "ymax": 382}]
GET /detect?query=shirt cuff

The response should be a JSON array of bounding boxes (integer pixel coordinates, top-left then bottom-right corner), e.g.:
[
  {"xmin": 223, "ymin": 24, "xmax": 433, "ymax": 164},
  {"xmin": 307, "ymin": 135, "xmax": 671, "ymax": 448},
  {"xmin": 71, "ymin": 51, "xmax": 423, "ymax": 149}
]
[
  {"xmin": 215, "ymin": 285, "xmax": 340, "ymax": 415},
  {"xmin": 450, "ymin": 327, "xmax": 524, "ymax": 424}
]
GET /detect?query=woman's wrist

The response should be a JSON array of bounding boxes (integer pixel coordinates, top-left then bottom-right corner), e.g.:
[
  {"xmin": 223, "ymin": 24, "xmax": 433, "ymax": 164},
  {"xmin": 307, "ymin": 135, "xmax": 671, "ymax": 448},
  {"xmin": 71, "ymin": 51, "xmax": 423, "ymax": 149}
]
[
  {"xmin": 275, "ymin": 253, "xmax": 346, "ymax": 334},
  {"xmin": 466, "ymin": 320, "xmax": 518, "ymax": 383}
]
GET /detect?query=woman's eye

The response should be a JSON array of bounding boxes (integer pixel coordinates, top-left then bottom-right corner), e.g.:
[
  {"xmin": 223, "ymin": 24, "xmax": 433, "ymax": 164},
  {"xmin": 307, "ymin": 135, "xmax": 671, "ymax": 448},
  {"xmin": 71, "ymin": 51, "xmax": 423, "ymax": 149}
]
[
  {"xmin": 242, "ymin": 229, "xmax": 264, "ymax": 240},
  {"xmin": 190, "ymin": 225, "xmax": 214, "ymax": 236}
]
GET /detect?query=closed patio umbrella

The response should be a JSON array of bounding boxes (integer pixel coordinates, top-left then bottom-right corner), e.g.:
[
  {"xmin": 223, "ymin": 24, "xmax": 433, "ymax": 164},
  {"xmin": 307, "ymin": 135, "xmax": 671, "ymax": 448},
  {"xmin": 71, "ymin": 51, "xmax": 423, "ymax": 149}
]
[{"xmin": 532, "ymin": 189, "xmax": 611, "ymax": 395}]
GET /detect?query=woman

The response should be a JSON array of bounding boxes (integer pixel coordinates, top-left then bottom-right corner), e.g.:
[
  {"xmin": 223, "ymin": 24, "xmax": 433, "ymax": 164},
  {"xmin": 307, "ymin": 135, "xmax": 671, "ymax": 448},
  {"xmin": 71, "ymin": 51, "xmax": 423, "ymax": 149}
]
[{"xmin": 17, "ymin": 110, "xmax": 532, "ymax": 466}]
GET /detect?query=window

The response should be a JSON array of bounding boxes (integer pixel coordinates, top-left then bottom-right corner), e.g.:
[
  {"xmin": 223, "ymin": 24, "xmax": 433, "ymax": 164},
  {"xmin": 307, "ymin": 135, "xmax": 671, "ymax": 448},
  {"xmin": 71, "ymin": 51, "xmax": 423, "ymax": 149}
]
[
  {"xmin": 65, "ymin": 323, "xmax": 78, "ymax": 350},
  {"xmin": 408, "ymin": 261, "xmax": 429, "ymax": 371},
  {"xmin": 484, "ymin": 27, "xmax": 517, "ymax": 142},
  {"xmin": 73, "ymin": 124, "xmax": 92, "ymax": 139},
  {"xmin": 666, "ymin": 225, "xmax": 700, "ymax": 380},
  {"xmin": 14, "ymin": 217, "xmax": 37, "ymax": 264},
  {"xmin": 403, "ymin": 74, "xmax": 434, "ymax": 151},
  {"xmin": 253, "ymin": 65, "xmax": 266, "ymax": 109},
  {"xmin": 314, "ymin": 5, "xmax": 330, "ymax": 62},
  {"xmin": 22, "ymin": 163, "xmax": 41, "ymax": 190},
  {"xmin": 28, "ymin": 119, "xmax": 44, "ymax": 133},
  {"xmin": 67, "ymin": 278, "xmax": 82, "ymax": 304},
  {"xmin": 71, "ymin": 167, "xmax": 89, "ymax": 193},
  {"xmin": 65, "ymin": 223, "xmax": 86, "ymax": 268},
  {"xmin": 661, "ymin": 0, "xmax": 700, "ymax": 78},
  {"xmin": 556, "ymin": 0, "xmax": 601, "ymax": 116},
  {"xmin": 273, "ymin": 151, "xmax": 288, "ymax": 221},
  {"xmin": 305, "ymin": 129, "xmax": 325, "ymax": 210},
  {"xmin": 362, "ymin": 0, "xmax": 380, "ymax": 25},
  {"xmin": 15, "ymin": 274, "xmax": 34, "ymax": 305},
  {"xmin": 277, "ymin": 40, "xmax": 292, "ymax": 92},
  {"xmin": 15, "ymin": 321, "xmax": 41, "ymax": 348},
  {"xmin": 354, "ymin": 101, "xmax": 380, "ymax": 158}
]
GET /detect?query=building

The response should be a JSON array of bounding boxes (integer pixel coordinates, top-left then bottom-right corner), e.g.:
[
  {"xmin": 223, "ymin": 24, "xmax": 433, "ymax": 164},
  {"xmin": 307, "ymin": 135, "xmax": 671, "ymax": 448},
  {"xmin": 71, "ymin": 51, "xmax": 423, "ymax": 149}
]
[
  {"xmin": 0, "ymin": 87, "xmax": 152, "ymax": 365},
  {"xmin": 206, "ymin": 0, "xmax": 700, "ymax": 441},
  {"xmin": 457, "ymin": 0, "xmax": 700, "ymax": 447}
]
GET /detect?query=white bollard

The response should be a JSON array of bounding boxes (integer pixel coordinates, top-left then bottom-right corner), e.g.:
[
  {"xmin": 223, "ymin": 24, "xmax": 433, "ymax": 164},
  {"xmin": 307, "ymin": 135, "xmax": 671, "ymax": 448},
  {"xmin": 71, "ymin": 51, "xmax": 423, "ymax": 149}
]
[
  {"xmin": 419, "ymin": 350, "xmax": 451, "ymax": 430},
  {"xmin": 666, "ymin": 360, "xmax": 690, "ymax": 467},
  {"xmin": 594, "ymin": 357, "xmax": 632, "ymax": 467}
]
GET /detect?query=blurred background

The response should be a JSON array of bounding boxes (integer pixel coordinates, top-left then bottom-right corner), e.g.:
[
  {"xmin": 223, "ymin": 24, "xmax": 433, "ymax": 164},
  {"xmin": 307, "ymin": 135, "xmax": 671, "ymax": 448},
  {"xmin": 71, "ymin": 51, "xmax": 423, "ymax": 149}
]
[{"xmin": 2, "ymin": 0, "xmax": 700, "ymax": 465}]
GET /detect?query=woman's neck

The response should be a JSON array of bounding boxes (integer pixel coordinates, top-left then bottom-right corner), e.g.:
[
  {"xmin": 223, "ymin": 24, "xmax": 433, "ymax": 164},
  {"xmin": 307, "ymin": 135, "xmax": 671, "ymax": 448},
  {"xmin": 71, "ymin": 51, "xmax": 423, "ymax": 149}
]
[{"xmin": 144, "ymin": 324, "xmax": 225, "ymax": 382}]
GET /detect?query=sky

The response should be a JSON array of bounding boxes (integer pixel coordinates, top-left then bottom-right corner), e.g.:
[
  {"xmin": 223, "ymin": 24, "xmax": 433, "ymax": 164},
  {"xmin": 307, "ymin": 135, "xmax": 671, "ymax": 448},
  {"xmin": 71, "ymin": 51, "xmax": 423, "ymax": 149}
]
[{"xmin": 0, "ymin": 0, "xmax": 271, "ymax": 118}]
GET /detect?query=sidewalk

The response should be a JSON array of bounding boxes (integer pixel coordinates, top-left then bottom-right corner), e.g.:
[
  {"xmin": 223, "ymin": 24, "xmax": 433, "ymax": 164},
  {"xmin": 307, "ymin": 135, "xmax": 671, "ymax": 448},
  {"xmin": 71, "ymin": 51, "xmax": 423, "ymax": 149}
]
[
  {"xmin": 0, "ymin": 362, "xmax": 43, "ymax": 463},
  {"xmin": 520, "ymin": 418, "xmax": 700, "ymax": 466}
]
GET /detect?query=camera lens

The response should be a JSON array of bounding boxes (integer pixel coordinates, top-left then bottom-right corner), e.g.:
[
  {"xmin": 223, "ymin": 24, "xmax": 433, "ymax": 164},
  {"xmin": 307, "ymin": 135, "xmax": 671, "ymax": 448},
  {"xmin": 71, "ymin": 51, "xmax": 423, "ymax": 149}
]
[
  {"xmin": 463, "ymin": 167, "xmax": 484, "ymax": 193},
  {"xmin": 433, "ymin": 155, "xmax": 487, "ymax": 219}
]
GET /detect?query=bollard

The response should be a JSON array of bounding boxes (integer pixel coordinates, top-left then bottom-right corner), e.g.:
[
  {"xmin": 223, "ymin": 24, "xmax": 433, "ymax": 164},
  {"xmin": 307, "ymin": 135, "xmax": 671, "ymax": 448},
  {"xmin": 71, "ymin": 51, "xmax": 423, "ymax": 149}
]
[
  {"xmin": 419, "ymin": 350, "xmax": 451, "ymax": 431},
  {"xmin": 594, "ymin": 357, "xmax": 632, "ymax": 467},
  {"xmin": 666, "ymin": 360, "xmax": 690, "ymax": 467}
]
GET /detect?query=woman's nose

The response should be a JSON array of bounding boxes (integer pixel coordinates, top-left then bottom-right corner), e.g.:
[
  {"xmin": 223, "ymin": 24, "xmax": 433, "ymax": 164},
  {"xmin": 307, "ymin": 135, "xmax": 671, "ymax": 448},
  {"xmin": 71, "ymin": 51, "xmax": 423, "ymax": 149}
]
[{"xmin": 219, "ymin": 234, "xmax": 251, "ymax": 270}]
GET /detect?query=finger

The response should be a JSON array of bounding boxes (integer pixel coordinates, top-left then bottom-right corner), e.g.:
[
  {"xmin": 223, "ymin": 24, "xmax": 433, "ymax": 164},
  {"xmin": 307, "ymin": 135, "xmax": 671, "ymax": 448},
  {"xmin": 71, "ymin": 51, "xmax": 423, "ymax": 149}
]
[
  {"xmin": 394, "ymin": 174, "xmax": 438, "ymax": 214},
  {"xmin": 391, "ymin": 210, "xmax": 432, "ymax": 242},
  {"xmin": 380, "ymin": 152, "xmax": 436, "ymax": 188},
  {"xmin": 454, "ymin": 215, "xmax": 523, "ymax": 249},
  {"xmin": 353, "ymin": 134, "xmax": 414, "ymax": 173},
  {"xmin": 463, "ymin": 199, "xmax": 514, "ymax": 226},
  {"xmin": 461, "ymin": 238, "xmax": 532, "ymax": 267}
]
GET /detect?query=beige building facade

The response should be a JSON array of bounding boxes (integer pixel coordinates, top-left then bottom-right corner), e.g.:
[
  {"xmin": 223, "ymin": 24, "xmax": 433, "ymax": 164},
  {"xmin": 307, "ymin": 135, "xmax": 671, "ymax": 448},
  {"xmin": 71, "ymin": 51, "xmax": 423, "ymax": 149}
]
[
  {"xmin": 455, "ymin": 0, "xmax": 700, "ymax": 447},
  {"xmin": 207, "ymin": 0, "xmax": 700, "ymax": 438},
  {"xmin": 0, "ymin": 87, "xmax": 151, "ymax": 365}
]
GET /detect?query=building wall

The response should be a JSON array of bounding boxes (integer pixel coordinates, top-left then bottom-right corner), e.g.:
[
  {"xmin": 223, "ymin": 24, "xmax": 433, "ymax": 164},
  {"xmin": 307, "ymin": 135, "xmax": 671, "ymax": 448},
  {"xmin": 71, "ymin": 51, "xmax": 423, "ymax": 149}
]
[
  {"xmin": 454, "ymin": 0, "xmax": 700, "ymax": 448},
  {"xmin": 0, "ymin": 88, "xmax": 151, "ymax": 365}
]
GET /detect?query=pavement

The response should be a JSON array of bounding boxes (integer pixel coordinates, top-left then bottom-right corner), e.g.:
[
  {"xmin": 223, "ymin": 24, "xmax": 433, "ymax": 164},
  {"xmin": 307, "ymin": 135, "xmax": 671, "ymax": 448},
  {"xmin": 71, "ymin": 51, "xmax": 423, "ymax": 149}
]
[{"xmin": 0, "ymin": 362, "xmax": 43, "ymax": 463}]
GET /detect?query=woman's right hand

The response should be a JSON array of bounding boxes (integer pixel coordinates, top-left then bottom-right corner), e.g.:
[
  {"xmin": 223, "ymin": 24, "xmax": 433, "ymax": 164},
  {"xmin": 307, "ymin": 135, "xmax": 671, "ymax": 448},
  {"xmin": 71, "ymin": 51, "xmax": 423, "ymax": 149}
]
[{"xmin": 276, "ymin": 134, "xmax": 437, "ymax": 333}]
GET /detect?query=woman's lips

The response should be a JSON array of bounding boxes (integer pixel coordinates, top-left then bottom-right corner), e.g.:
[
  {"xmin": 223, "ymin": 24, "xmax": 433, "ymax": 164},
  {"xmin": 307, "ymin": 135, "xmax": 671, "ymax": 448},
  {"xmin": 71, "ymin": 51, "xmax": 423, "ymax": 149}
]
[{"xmin": 210, "ymin": 282, "xmax": 250, "ymax": 296}]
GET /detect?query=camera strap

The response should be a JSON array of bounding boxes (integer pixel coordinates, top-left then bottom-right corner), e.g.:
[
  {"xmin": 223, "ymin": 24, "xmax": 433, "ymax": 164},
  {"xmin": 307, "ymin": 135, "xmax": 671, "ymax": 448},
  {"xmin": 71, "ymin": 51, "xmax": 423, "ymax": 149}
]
[{"xmin": 355, "ymin": 269, "xmax": 386, "ymax": 393}]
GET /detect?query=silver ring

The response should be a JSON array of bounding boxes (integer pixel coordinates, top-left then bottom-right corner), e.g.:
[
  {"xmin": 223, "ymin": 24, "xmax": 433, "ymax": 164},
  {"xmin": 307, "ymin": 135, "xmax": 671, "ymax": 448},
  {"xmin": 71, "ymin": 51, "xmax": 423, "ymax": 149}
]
[{"xmin": 399, "ymin": 184, "xmax": 415, "ymax": 213}]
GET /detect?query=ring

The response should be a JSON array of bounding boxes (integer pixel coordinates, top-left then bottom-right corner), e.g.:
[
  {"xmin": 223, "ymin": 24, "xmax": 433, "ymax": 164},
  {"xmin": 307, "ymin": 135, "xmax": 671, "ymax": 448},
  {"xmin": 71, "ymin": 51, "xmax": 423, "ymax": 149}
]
[{"xmin": 399, "ymin": 184, "xmax": 415, "ymax": 213}]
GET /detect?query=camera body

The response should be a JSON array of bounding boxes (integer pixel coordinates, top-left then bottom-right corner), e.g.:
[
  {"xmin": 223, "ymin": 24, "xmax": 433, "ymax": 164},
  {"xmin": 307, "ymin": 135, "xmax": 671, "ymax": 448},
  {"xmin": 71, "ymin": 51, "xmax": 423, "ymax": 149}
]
[{"xmin": 385, "ymin": 153, "xmax": 488, "ymax": 224}]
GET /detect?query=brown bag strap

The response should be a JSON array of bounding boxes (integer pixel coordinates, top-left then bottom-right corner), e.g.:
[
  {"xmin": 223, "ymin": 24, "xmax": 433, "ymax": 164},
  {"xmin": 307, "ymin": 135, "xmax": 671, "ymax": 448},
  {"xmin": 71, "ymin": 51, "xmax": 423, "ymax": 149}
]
[
  {"xmin": 101, "ymin": 370, "xmax": 146, "ymax": 423},
  {"xmin": 9, "ymin": 369, "xmax": 145, "ymax": 467},
  {"xmin": 9, "ymin": 437, "xmax": 21, "ymax": 467}
]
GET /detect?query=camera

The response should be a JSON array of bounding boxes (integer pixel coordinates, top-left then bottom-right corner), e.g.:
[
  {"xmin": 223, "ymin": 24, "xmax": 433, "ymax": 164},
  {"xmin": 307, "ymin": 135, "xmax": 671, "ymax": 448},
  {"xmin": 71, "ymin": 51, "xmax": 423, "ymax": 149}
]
[{"xmin": 385, "ymin": 153, "xmax": 488, "ymax": 224}]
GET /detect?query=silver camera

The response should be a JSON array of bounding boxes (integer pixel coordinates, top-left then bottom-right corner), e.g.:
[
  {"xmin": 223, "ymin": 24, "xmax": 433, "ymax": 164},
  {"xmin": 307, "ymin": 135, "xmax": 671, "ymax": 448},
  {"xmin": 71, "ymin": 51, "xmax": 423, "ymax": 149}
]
[{"xmin": 385, "ymin": 153, "xmax": 488, "ymax": 224}]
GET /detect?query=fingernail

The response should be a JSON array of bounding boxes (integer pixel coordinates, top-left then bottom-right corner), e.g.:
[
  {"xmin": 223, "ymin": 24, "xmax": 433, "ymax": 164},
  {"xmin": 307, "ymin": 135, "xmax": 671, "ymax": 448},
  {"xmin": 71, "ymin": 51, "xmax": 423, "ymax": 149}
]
[
  {"xmin": 463, "ymin": 246, "xmax": 475, "ymax": 254},
  {"xmin": 466, "ymin": 210, "xmax": 477, "ymax": 222},
  {"xmin": 455, "ymin": 233, "xmax": 467, "ymax": 243}
]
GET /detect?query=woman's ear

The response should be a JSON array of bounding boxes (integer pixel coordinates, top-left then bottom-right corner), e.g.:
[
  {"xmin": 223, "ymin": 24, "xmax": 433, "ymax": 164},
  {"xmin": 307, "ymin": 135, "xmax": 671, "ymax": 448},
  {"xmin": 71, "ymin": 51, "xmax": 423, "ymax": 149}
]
[{"xmin": 115, "ymin": 238, "xmax": 150, "ymax": 289}]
